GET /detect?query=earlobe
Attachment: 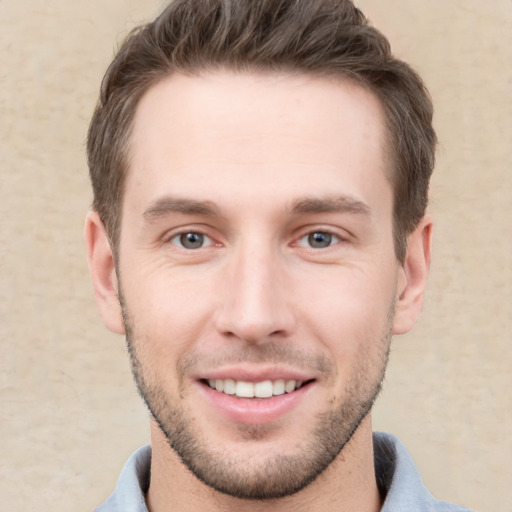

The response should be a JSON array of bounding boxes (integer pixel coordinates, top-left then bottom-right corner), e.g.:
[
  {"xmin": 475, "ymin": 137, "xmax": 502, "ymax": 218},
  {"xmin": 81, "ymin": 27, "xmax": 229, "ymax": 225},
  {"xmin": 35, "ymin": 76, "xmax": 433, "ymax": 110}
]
[
  {"xmin": 84, "ymin": 211, "xmax": 125, "ymax": 335},
  {"xmin": 392, "ymin": 216, "xmax": 433, "ymax": 335}
]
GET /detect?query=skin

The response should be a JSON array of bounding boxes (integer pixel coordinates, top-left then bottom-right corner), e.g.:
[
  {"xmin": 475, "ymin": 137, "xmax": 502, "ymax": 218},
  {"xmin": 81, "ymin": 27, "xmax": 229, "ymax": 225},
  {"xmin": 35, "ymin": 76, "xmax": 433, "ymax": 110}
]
[{"xmin": 85, "ymin": 71, "xmax": 432, "ymax": 512}]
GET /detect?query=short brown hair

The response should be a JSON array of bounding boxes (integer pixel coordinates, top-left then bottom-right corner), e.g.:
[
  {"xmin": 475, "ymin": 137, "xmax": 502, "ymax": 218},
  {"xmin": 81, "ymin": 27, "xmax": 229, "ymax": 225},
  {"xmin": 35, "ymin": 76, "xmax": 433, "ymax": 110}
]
[{"xmin": 87, "ymin": 0, "xmax": 436, "ymax": 262}]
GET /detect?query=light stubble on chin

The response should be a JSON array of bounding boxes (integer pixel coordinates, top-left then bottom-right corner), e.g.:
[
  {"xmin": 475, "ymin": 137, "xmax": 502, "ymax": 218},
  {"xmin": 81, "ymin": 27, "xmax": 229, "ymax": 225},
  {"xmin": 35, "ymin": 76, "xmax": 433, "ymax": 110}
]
[{"xmin": 120, "ymin": 294, "xmax": 392, "ymax": 500}]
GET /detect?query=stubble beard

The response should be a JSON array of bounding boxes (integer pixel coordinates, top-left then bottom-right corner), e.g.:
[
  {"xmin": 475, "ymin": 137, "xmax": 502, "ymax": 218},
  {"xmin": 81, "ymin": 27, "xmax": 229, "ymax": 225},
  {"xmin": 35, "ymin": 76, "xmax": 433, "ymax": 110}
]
[{"xmin": 121, "ymin": 303, "xmax": 392, "ymax": 500}]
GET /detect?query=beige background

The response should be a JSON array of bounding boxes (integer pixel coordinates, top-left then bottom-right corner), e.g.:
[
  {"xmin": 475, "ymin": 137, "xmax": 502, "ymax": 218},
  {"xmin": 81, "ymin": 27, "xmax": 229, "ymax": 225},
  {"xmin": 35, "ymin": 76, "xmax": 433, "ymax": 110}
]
[{"xmin": 1, "ymin": 1, "xmax": 510, "ymax": 510}]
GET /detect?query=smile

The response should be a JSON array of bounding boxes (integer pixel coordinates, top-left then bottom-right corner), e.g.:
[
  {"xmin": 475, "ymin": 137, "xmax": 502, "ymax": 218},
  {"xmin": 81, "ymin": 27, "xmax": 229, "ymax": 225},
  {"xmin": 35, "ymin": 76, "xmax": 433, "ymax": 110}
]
[{"xmin": 207, "ymin": 379, "xmax": 305, "ymax": 398}]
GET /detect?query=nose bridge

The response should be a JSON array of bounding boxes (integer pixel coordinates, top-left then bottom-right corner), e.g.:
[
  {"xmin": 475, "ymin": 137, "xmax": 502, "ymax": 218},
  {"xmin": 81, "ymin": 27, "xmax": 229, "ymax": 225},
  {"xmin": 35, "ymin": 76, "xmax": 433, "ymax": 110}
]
[{"xmin": 216, "ymin": 235, "xmax": 293, "ymax": 342}]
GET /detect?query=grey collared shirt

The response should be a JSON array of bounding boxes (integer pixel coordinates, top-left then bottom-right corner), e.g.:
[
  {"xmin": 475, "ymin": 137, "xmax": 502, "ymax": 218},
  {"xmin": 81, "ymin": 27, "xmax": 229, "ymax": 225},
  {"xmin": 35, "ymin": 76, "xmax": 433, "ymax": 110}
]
[{"xmin": 94, "ymin": 432, "xmax": 474, "ymax": 511}]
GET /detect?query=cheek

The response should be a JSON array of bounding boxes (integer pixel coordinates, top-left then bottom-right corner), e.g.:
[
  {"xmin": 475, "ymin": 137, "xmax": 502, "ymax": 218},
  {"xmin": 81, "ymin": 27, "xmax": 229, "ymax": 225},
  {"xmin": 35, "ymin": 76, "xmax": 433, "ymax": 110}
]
[
  {"xmin": 124, "ymin": 267, "xmax": 219, "ymax": 353},
  {"xmin": 294, "ymin": 265, "xmax": 396, "ymax": 349}
]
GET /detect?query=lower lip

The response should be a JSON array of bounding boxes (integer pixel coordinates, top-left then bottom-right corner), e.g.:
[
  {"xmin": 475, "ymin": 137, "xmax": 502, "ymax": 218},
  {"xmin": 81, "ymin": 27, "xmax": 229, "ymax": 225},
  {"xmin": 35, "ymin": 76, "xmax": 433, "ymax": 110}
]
[{"xmin": 198, "ymin": 381, "xmax": 313, "ymax": 425}]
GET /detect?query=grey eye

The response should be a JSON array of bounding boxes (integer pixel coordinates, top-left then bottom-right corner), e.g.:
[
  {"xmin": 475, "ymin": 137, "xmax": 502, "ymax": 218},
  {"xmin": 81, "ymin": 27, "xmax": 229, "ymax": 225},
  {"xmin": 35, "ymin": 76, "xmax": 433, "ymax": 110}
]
[
  {"xmin": 171, "ymin": 232, "xmax": 212, "ymax": 249},
  {"xmin": 297, "ymin": 231, "xmax": 340, "ymax": 249},
  {"xmin": 308, "ymin": 232, "xmax": 332, "ymax": 248}
]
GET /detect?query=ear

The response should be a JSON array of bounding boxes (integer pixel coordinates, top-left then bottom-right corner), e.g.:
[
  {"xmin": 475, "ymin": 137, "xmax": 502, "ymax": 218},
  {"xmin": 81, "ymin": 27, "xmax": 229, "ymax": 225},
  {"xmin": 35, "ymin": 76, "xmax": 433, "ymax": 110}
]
[
  {"xmin": 84, "ymin": 211, "xmax": 125, "ymax": 335},
  {"xmin": 392, "ymin": 216, "xmax": 433, "ymax": 335}
]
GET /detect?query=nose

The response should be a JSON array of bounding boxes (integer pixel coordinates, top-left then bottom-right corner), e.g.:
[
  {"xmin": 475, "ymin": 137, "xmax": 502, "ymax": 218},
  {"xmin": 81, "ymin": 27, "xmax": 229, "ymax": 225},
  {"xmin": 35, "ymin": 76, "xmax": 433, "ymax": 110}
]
[{"xmin": 214, "ymin": 241, "xmax": 296, "ymax": 344}]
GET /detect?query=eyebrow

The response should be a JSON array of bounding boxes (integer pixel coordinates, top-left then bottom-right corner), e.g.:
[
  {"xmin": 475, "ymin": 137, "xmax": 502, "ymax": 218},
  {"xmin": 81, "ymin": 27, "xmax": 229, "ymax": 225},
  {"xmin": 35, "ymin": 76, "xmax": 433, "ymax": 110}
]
[
  {"xmin": 142, "ymin": 194, "xmax": 371, "ymax": 222},
  {"xmin": 143, "ymin": 197, "xmax": 221, "ymax": 221},
  {"xmin": 290, "ymin": 196, "xmax": 371, "ymax": 216}
]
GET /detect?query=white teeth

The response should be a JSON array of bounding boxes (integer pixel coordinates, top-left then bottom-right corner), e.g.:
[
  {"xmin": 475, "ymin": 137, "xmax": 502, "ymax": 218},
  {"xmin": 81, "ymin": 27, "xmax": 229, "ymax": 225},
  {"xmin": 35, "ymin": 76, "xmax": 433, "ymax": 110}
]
[
  {"xmin": 236, "ymin": 381, "xmax": 255, "ymax": 398},
  {"xmin": 273, "ymin": 379, "xmax": 285, "ymax": 396},
  {"xmin": 254, "ymin": 380, "xmax": 273, "ymax": 398},
  {"xmin": 223, "ymin": 379, "xmax": 236, "ymax": 395},
  {"xmin": 207, "ymin": 378, "xmax": 304, "ymax": 398},
  {"xmin": 284, "ymin": 380, "xmax": 296, "ymax": 393}
]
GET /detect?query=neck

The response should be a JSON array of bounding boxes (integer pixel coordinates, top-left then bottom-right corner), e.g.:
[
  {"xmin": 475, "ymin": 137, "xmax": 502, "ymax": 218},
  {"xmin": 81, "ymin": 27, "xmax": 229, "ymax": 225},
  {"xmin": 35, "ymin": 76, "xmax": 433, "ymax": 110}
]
[{"xmin": 146, "ymin": 416, "xmax": 382, "ymax": 512}]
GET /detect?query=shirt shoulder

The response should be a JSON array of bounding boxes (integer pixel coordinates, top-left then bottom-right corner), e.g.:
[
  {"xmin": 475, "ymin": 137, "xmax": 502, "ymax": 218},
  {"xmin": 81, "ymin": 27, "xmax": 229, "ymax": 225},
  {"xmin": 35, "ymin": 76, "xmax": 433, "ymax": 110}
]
[
  {"xmin": 94, "ymin": 445, "xmax": 151, "ymax": 512},
  {"xmin": 374, "ymin": 432, "xmax": 475, "ymax": 512}
]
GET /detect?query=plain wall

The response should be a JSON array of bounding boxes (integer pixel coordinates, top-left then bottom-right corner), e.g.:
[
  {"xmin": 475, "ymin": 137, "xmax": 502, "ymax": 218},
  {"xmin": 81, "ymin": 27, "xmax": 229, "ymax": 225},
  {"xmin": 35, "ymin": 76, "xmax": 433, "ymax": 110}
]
[{"xmin": 1, "ymin": 1, "xmax": 510, "ymax": 510}]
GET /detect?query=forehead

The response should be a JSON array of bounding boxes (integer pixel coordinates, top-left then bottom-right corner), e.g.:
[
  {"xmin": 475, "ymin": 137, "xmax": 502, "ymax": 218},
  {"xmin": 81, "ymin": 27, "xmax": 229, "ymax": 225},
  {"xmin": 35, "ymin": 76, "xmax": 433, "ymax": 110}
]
[{"xmin": 125, "ymin": 70, "xmax": 391, "ymax": 216}]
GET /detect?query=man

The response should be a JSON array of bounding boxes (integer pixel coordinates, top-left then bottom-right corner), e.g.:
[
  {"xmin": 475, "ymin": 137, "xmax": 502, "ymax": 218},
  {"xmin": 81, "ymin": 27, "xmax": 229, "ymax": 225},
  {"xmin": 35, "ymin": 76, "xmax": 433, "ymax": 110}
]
[{"xmin": 84, "ymin": 0, "xmax": 473, "ymax": 510}]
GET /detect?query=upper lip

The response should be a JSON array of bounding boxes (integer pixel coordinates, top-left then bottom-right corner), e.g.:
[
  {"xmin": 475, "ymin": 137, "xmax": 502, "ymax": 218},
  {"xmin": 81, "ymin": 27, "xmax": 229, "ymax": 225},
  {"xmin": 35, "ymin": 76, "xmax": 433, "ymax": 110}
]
[{"xmin": 195, "ymin": 366, "xmax": 316, "ymax": 383}]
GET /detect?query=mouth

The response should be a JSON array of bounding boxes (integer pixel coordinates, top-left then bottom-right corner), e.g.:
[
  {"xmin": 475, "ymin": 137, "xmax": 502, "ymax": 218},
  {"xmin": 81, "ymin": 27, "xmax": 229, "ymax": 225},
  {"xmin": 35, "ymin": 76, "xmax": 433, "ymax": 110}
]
[
  {"xmin": 198, "ymin": 375, "xmax": 316, "ymax": 425},
  {"xmin": 203, "ymin": 378, "xmax": 312, "ymax": 398}
]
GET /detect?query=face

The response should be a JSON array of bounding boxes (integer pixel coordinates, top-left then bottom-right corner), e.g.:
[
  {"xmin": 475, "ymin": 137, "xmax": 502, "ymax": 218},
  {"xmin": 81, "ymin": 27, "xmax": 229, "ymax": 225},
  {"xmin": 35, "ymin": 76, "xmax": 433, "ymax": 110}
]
[{"xmin": 92, "ymin": 71, "xmax": 421, "ymax": 499}]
